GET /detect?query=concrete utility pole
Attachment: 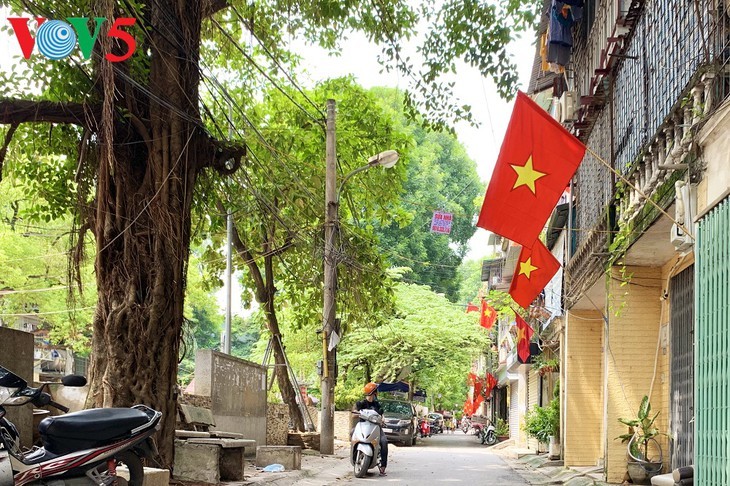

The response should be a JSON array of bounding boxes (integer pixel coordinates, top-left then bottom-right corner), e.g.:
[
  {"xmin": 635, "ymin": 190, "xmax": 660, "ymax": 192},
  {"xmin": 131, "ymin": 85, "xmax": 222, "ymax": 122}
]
[
  {"xmin": 320, "ymin": 98, "xmax": 337, "ymax": 454},
  {"xmin": 223, "ymin": 102, "xmax": 233, "ymax": 355}
]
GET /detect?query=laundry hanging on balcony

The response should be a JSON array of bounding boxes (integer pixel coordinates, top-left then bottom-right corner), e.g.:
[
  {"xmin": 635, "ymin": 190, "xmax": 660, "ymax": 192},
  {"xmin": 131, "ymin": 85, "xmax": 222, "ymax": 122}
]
[{"xmin": 545, "ymin": 0, "xmax": 583, "ymax": 72}]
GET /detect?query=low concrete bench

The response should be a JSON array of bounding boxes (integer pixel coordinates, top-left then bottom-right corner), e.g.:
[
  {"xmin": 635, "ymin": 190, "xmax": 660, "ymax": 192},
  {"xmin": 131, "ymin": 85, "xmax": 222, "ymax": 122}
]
[
  {"xmin": 117, "ymin": 466, "xmax": 170, "ymax": 486},
  {"xmin": 255, "ymin": 445, "xmax": 302, "ymax": 471},
  {"xmin": 173, "ymin": 404, "xmax": 256, "ymax": 483}
]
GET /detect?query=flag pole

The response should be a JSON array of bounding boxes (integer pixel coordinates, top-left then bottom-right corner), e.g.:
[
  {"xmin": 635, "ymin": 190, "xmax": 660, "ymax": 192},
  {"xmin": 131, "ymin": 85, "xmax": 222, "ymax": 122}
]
[{"xmin": 583, "ymin": 146, "xmax": 694, "ymax": 240}]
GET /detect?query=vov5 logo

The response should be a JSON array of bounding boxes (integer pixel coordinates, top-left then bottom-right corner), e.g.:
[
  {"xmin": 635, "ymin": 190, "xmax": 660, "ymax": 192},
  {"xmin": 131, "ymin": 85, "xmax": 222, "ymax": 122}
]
[{"xmin": 8, "ymin": 17, "xmax": 137, "ymax": 62}]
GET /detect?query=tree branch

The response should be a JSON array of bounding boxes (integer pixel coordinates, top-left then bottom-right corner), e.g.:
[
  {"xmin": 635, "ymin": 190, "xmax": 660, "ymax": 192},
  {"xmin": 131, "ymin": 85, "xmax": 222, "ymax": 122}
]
[
  {"xmin": 0, "ymin": 124, "xmax": 19, "ymax": 183},
  {"xmin": 203, "ymin": 0, "xmax": 229, "ymax": 18},
  {"xmin": 0, "ymin": 98, "xmax": 101, "ymax": 129}
]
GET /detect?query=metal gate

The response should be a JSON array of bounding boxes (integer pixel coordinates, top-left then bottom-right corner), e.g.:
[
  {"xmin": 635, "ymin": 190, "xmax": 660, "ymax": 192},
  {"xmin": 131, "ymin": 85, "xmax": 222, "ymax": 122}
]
[
  {"xmin": 696, "ymin": 197, "xmax": 730, "ymax": 486},
  {"xmin": 670, "ymin": 265, "xmax": 694, "ymax": 469},
  {"xmin": 509, "ymin": 383, "xmax": 519, "ymax": 440}
]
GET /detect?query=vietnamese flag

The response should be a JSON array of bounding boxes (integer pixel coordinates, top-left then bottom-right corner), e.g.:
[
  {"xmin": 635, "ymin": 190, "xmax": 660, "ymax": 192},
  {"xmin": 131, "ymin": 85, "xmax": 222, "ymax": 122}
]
[
  {"xmin": 509, "ymin": 240, "xmax": 560, "ymax": 308},
  {"xmin": 477, "ymin": 91, "xmax": 586, "ymax": 248},
  {"xmin": 515, "ymin": 314, "xmax": 534, "ymax": 363},
  {"xmin": 480, "ymin": 300, "xmax": 497, "ymax": 329},
  {"xmin": 485, "ymin": 373, "xmax": 498, "ymax": 396},
  {"xmin": 466, "ymin": 302, "xmax": 480, "ymax": 313}
]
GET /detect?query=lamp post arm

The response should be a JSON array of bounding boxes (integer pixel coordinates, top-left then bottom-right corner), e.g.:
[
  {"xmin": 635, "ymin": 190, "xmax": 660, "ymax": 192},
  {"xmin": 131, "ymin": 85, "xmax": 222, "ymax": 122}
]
[{"xmin": 337, "ymin": 163, "xmax": 374, "ymax": 202}]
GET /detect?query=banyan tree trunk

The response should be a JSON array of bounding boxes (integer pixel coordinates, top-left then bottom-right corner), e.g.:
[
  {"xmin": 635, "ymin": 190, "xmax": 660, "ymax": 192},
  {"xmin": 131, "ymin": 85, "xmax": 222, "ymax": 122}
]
[{"xmin": 86, "ymin": 0, "xmax": 206, "ymax": 468}]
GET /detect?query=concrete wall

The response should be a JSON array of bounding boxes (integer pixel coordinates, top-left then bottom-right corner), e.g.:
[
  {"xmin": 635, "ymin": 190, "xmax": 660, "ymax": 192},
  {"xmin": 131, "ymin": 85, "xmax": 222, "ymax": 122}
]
[
  {"xmin": 0, "ymin": 327, "xmax": 34, "ymax": 448},
  {"xmin": 195, "ymin": 350, "xmax": 267, "ymax": 446},
  {"xmin": 564, "ymin": 309, "xmax": 604, "ymax": 467},
  {"xmin": 605, "ymin": 266, "xmax": 667, "ymax": 483},
  {"xmin": 697, "ymin": 97, "xmax": 730, "ymax": 213}
]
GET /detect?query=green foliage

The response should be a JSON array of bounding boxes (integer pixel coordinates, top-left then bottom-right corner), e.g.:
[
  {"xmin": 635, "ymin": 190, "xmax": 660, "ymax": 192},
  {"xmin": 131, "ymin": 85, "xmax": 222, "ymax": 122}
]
[
  {"xmin": 336, "ymin": 280, "xmax": 492, "ymax": 410},
  {"xmin": 531, "ymin": 352, "xmax": 559, "ymax": 376},
  {"xmin": 371, "ymin": 89, "xmax": 482, "ymax": 301},
  {"xmin": 524, "ymin": 396, "xmax": 560, "ymax": 443},
  {"xmin": 0, "ymin": 175, "xmax": 95, "ymax": 353},
  {"xmin": 495, "ymin": 417, "xmax": 509, "ymax": 436},
  {"xmin": 616, "ymin": 395, "xmax": 663, "ymax": 462}
]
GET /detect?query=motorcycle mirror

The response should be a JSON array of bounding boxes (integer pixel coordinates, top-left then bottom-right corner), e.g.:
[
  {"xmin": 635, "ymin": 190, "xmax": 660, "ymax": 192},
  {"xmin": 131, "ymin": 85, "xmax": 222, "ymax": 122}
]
[{"xmin": 61, "ymin": 375, "xmax": 87, "ymax": 387}]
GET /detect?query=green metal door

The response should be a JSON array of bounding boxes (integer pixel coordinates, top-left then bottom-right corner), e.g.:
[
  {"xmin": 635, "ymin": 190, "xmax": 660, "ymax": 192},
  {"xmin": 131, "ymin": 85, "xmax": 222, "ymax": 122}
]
[{"xmin": 696, "ymin": 197, "xmax": 730, "ymax": 486}]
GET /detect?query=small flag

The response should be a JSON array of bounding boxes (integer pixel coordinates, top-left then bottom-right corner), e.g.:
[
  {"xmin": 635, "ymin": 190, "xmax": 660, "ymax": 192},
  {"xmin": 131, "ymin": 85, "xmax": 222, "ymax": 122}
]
[
  {"xmin": 515, "ymin": 314, "xmax": 534, "ymax": 363},
  {"xmin": 509, "ymin": 240, "xmax": 561, "ymax": 308},
  {"xmin": 480, "ymin": 300, "xmax": 497, "ymax": 329},
  {"xmin": 466, "ymin": 302, "xmax": 480, "ymax": 313}
]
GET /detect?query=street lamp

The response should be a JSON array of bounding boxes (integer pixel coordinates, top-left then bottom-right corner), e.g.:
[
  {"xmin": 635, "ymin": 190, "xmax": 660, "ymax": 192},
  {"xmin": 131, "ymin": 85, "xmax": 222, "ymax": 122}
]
[{"xmin": 320, "ymin": 98, "xmax": 399, "ymax": 455}]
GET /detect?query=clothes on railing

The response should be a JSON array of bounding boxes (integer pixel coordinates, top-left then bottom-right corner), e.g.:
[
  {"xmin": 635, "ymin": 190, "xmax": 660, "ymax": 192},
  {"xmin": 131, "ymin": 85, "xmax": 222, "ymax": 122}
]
[{"xmin": 543, "ymin": 0, "xmax": 584, "ymax": 72}]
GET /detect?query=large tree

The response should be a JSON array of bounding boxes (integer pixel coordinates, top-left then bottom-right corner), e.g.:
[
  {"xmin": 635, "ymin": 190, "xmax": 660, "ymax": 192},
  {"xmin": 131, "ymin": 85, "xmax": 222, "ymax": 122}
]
[{"xmin": 0, "ymin": 0, "xmax": 537, "ymax": 466}]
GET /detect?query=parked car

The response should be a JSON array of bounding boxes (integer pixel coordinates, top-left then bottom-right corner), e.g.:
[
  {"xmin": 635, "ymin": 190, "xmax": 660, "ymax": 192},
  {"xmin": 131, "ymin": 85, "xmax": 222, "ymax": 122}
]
[
  {"xmin": 428, "ymin": 412, "xmax": 444, "ymax": 433},
  {"xmin": 379, "ymin": 399, "xmax": 418, "ymax": 446}
]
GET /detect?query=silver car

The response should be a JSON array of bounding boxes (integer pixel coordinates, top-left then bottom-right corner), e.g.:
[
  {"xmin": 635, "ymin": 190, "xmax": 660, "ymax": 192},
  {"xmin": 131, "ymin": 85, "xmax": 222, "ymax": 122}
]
[{"xmin": 379, "ymin": 399, "xmax": 418, "ymax": 446}]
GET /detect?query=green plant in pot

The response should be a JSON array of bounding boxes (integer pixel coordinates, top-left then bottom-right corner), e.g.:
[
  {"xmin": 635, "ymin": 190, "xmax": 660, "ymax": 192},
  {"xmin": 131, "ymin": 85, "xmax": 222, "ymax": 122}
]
[
  {"xmin": 495, "ymin": 418, "xmax": 509, "ymax": 440},
  {"xmin": 524, "ymin": 396, "xmax": 560, "ymax": 455},
  {"xmin": 532, "ymin": 353, "xmax": 560, "ymax": 376},
  {"xmin": 616, "ymin": 396, "xmax": 664, "ymax": 485}
]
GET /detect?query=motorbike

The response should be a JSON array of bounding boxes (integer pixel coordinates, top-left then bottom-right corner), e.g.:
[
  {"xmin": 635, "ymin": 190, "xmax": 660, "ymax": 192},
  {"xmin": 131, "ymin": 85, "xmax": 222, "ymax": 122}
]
[
  {"xmin": 350, "ymin": 409, "xmax": 382, "ymax": 478},
  {"xmin": 479, "ymin": 420, "xmax": 498, "ymax": 446},
  {"xmin": 418, "ymin": 418, "xmax": 431, "ymax": 438},
  {"xmin": 460, "ymin": 416, "xmax": 471, "ymax": 434},
  {"xmin": 0, "ymin": 365, "xmax": 162, "ymax": 486}
]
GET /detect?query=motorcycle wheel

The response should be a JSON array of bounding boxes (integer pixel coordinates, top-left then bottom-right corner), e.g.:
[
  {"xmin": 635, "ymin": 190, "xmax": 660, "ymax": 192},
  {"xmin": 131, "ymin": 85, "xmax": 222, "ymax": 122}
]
[
  {"xmin": 114, "ymin": 451, "xmax": 144, "ymax": 486},
  {"xmin": 485, "ymin": 431, "xmax": 498, "ymax": 446},
  {"xmin": 353, "ymin": 450, "xmax": 371, "ymax": 478}
]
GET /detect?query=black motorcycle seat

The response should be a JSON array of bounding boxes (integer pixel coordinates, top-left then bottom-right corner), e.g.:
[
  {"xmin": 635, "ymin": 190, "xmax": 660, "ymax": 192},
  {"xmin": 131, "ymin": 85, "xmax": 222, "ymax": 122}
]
[{"xmin": 39, "ymin": 408, "xmax": 150, "ymax": 455}]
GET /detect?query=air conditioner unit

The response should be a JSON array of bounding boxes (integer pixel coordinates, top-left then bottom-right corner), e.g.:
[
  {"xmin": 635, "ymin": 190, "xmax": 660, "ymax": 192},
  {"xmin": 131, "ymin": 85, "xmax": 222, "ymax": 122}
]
[
  {"xmin": 559, "ymin": 91, "xmax": 577, "ymax": 123},
  {"xmin": 670, "ymin": 180, "xmax": 696, "ymax": 253}
]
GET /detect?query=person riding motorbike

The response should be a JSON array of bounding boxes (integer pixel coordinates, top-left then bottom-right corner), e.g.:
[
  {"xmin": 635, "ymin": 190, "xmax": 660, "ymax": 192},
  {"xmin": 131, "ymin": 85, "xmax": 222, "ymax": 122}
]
[{"xmin": 355, "ymin": 382, "xmax": 388, "ymax": 476}]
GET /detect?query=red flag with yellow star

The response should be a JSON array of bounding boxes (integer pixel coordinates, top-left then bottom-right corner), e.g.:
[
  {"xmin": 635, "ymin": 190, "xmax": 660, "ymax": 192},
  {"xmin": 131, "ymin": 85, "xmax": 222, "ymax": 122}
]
[
  {"xmin": 477, "ymin": 91, "xmax": 585, "ymax": 248},
  {"xmin": 485, "ymin": 373, "xmax": 498, "ymax": 397},
  {"xmin": 480, "ymin": 300, "xmax": 497, "ymax": 329},
  {"xmin": 509, "ymin": 240, "xmax": 560, "ymax": 308},
  {"xmin": 515, "ymin": 314, "xmax": 534, "ymax": 363}
]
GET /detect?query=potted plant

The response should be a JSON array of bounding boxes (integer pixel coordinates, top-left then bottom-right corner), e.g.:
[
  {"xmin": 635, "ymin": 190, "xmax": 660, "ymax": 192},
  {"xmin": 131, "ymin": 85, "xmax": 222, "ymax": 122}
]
[
  {"xmin": 524, "ymin": 396, "xmax": 560, "ymax": 455},
  {"xmin": 532, "ymin": 353, "xmax": 560, "ymax": 376},
  {"xmin": 495, "ymin": 417, "xmax": 509, "ymax": 441},
  {"xmin": 616, "ymin": 396, "xmax": 664, "ymax": 485}
]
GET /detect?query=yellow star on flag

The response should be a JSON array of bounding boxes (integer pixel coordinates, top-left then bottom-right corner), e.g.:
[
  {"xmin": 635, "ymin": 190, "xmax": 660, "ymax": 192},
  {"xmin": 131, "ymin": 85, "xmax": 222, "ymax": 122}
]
[
  {"xmin": 484, "ymin": 307, "xmax": 494, "ymax": 318},
  {"xmin": 516, "ymin": 326, "xmax": 526, "ymax": 342},
  {"xmin": 510, "ymin": 155, "xmax": 547, "ymax": 194},
  {"xmin": 518, "ymin": 257, "xmax": 538, "ymax": 279}
]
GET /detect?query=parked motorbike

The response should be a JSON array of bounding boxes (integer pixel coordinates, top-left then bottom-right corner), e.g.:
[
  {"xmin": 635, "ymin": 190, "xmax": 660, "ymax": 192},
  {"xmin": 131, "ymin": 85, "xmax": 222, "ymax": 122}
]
[
  {"xmin": 0, "ymin": 365, "xmax": 162, "ymax": 486},
  {"xmin": 350, "ymin": 409, "xmax": 382, "ymax": 478},
  {"xmin": 480, "ymin": 421, "xmax": 498, "ymax": 446}
]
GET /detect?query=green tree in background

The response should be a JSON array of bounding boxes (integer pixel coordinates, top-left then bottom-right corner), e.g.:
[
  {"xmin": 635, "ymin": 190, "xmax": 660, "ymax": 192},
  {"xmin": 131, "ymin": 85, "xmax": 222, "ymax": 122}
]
[
  {"xmin": 336, "ymin": 279, "xmax": 492, "ymax": 410},
  {"xmin": 372, "ymin": 89, "xmax": 482, "ymax": 302}
]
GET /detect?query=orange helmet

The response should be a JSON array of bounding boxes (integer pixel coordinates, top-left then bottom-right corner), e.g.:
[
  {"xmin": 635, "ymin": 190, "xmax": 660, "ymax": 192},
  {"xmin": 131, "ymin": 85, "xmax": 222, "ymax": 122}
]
[{"xmin": 363, "ymin": 382, "xmax": 378, "ymax": 396}]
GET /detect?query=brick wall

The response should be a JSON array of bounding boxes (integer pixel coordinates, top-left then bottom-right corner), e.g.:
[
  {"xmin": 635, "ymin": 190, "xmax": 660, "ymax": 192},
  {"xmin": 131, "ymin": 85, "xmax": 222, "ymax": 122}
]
[
  {"xmin": 606, "ymin": 266, "xmax": 666, "ymax": 483},
  {"xmin": 564, "ymin": 309, "xmax": 604, "ymax": 467}
]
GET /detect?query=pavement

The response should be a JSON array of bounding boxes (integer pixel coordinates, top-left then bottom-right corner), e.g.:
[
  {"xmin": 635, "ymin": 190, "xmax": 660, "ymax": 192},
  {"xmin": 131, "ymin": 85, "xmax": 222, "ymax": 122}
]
[
  {"xmin": 490, "ymin": 444, "xmax": 623, "ymax": 486},
  {"xmin": 214, "ymin": 439, "xmax": 624, "ymax": 486}
]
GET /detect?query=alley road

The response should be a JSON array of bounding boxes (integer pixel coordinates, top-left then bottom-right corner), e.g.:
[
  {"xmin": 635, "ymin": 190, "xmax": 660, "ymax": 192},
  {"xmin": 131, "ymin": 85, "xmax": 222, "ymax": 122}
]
[{"xmin": 336, "ymin": 431, "xmax": 528, "ymax": 485}]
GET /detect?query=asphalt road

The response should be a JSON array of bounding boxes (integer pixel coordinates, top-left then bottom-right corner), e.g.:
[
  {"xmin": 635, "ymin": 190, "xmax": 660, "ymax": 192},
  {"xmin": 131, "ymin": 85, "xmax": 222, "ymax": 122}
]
[{"xmin": 336, "ymin": 430, "xmax": 529, "ymax": 484}]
